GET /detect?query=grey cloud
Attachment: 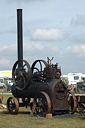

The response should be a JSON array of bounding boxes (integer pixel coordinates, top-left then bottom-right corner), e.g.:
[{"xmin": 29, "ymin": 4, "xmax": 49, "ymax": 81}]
[
  {"xmin": 71, "ymin": 33, "xmax": 85, "ymax": 43},
  {"xmin": 0, "ymin": 44, "xmax": 17, "ymax": 70},
  {"xmin": 0, "ymin": 43, "xmax": 85, "ymax": 75},
  {"xmin": 70, "ymin": 15, "xmax": 85, "ymax": 26},
  {"xmin": 59, "ymin": 45, "xmax": 85, "ymax": 74}
]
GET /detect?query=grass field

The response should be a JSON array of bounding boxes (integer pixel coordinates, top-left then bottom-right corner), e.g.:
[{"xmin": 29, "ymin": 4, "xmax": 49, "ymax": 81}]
[{"xmin": 0, "ymin": 93, "xmax": 85, "ymax": 128}]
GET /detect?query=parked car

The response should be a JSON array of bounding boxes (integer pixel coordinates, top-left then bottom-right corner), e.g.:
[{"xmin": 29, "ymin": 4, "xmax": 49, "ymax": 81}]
[{"xmin": 0, "ymin": 78, "xmax": 5, "ymax": 89}]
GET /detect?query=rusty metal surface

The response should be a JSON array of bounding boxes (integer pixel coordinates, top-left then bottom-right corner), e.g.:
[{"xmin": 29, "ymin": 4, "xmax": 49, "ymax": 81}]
[
  {"xmin": 69, "ymin": 91, "xmax": 77, "ymax": 114},
  {"xmin": 50, "ymin": 80, "xmax": 69, "ymax": 113},
  {"xmin": 77, "ymin": 96, "xmax": 85, "ymax": 103},
  {"xmin": 11, "ymin": 58, "xmax": 78, "ymax": 116},
  {"xmin": 7, "ymin": 97, "xmax": 19, "ymax": 114},
  {"xmin": 31, "ymin": 91, "xmax": 51, "ymax": 116},
  {"xmin": 41, "ymin": 92, "xmax": 51, "ymax": 113},
  {"xmin": 11, "ymin": 58, "xmax": 78, "ymax": 115}
]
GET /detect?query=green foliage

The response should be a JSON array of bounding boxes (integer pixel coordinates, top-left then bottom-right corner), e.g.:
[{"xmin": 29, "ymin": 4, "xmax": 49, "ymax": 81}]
[{"xmin": 4, "ymin": 80, "xmax": 8, "ymax": 86}]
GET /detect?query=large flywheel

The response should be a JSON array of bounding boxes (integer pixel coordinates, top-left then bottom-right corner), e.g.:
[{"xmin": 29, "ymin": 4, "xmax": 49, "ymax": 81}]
[
  {"xmin": 12, "ymin": 60, "xmax": 32, "ymax": 90},
  {"xmin": 31, "ymin": 60, "xmax": 48, "ymax": 75},
  {"xmin": 32, "ymin": 92, "xmax": 51, "ymax": 117},
  {"xmin": 31, "ymin": 60, "xmax": 48, "ymax": 82}
]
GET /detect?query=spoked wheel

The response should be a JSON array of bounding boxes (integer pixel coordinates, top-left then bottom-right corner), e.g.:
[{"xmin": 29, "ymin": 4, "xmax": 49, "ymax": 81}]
[
  {"xmin": 31, "ymin": 60, "xmax": 48, "ymax": 75},
  {"xmin": 33, "ymin": 92, "xmax": 51, "ymax": 117},
  {"xmin": 68, "ymin": 91, "xmax": 77, "ymax": 114},
  {"xmin": 7, "ymin": 97, "xmax": 19, "ymax": 114},
  {"xmin": 12, "ymin": 60, "xmax": 32, "ymax": 90},
  {"xmin": 77, "ymin": 103, "xmax": 85, "ymax": 116}
]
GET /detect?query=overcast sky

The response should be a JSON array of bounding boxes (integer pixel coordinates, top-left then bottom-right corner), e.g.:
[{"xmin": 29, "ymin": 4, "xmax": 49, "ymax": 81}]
[{"xmin": 0, "ymin": 0, "xmax": 85, "ymax": 75}]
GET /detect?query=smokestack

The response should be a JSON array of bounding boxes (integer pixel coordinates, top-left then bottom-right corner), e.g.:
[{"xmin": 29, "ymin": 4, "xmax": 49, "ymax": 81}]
[{"xmin": 17, "ymin": 9, "xmax": 23, "ymax": 63}]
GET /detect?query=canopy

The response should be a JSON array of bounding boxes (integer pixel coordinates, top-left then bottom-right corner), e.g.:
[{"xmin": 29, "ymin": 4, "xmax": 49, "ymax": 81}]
[{"xmin": 0, "ymin": 70, "xmax": 12, "ymax": 78}]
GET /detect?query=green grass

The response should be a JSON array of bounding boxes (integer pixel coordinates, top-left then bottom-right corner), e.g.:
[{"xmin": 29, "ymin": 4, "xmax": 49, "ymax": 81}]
[
  {"xmin": 0, "ymin": 93, "xmax": 85, "ymax": 128},
  {"xmin": 0, "ymin": 93, "xmax": 12, "ymax": 104},
  {"xmin": 0, "ymin": 110, "xmax": 85, "ymax": 128}
]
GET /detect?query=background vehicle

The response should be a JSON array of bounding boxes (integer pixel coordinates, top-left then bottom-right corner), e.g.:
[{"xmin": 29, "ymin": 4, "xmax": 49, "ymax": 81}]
[
  {"xmin": 77, "ymin": 82, "xmax": 85, "ymax": 93},
  {"xmin": 0, "ymin": 78, "xmax": 5, "ymax": 89}
]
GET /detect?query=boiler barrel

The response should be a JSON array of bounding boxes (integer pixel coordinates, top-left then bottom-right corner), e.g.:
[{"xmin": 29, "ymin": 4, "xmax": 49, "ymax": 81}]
[{"xmin": 12, "ymin": 81, "xmax": 50, "ymax": 98}]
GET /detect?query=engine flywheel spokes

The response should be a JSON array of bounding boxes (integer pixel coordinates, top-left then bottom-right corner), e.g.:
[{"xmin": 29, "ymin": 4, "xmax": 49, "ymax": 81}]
[
  {"xmin": 33, "ymin": 92, "xmax": 51, "ymax": 117},
  {"xmin": 12, "ymin": 60, "xmax": 32, "ymax": 90},
  {"xmin": 31, "ymin": 60, "xmax": 48, "ymax": 75}
]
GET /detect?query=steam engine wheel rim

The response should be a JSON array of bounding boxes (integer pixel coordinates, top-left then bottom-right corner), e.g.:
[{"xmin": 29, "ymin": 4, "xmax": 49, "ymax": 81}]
[
  {"xmin": 12, "ymin": 60, "xmax": 32, "ymax": 90},
  {"xmin": 77, "ymin": 103, "xmax": 85, "ymax": 115},
  {"xmin": 31, "ymin": 60, "xmax": 48, "ymax": 74},
  {"xmin": 7, "ymin": 97, "xmax": 19, "ymax": 114},
  {"xmin": 68, "ymin": 91, "xmax": 77, "ymax": 114},
  {"xmin": 33, "ymin": 91, "xmax": 51, "ymax": 117}
]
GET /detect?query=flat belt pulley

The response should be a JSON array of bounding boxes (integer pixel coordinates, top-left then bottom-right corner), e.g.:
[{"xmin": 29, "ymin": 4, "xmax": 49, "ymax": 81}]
[
  {"xmin": 12, "ymin": 60, "xmax": 32, "ymax": 90},
  {"xmin": 31, "ymin": 60, "xmax": 48, "ymax": 74},
  {"xmin": 31, "ymin": 60, "xmax": 48, "ymax": 81}
]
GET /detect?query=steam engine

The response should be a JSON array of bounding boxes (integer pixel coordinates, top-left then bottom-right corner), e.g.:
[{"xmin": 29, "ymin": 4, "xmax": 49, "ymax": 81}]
[{"xmin": 7, "ymin": 9, "xmax": 77, "ymax": 116}]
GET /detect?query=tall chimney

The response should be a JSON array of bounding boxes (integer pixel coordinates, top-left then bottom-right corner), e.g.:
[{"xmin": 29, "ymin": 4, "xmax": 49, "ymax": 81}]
[{"xmin": 17, "ymin": 9, "xmax": 23, "ymax": 65}]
